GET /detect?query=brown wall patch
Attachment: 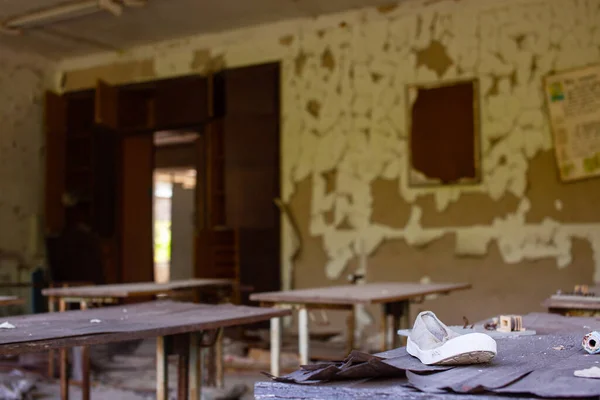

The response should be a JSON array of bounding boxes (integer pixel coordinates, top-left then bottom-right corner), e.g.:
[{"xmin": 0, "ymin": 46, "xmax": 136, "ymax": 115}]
[
  {"xmin": 417, "ymin": 192, "xmax": 521, "ymax": 228},
  {"xmin": 526, "ymin": 150, "xmax": 600, "ymax": 223},
  {"xmin": 415, "ymin": 40, "xmax": 454, "ymax": 78},
  {"xmin": 371, "ymin": 178, "xmax": 411, "ymax": 228}
]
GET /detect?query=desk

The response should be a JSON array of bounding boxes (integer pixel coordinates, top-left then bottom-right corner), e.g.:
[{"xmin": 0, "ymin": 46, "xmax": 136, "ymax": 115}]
[
  {"xmin": 0, "ymin": 296, "xmax": 23, "ymax": 306},
  {"xmin": 542, "ymin": 287, "xmax": 600, "ymax": 317},
  {"xmin": 0, "ymin": 300, "xmax": 289, "ymax": 400},
  {"xmin": 41, "ymin": 279, "xmax": 235, "ymax": 305},
  {"xmin": 250, "ymin": 282, "xmax": 470, "ymax": 375},
  {"xmin": 42, "ymin": 279, "xmax": 235, "ymax": 384},
  {"xmin": 258, "ymin": 313, "xmax": 600, "ymax": 400}
]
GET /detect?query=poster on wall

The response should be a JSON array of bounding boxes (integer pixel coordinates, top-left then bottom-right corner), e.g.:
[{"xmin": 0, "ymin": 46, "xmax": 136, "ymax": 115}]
[{"xmin": 544, "ymin": 64, "xmax": 600, "ymax": 182}]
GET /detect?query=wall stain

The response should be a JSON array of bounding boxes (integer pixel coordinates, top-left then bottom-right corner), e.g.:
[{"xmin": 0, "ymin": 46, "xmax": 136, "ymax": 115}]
[
  {"xmin": 415, "ymin": 40, "xmax": 454, "ymax": 78},
  {"xmin": 321, "ymin": 48, "xmax": 335, "ymax": 72},
  {"xmin": 306, "ymin": 99, "xmax": 321, "ymax": 118}
]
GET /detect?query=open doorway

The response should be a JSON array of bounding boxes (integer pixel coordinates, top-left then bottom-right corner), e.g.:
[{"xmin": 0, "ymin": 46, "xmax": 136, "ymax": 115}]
[{"xmin": 152, "ymin": 130, "xmax": 199, "ymax": 283}]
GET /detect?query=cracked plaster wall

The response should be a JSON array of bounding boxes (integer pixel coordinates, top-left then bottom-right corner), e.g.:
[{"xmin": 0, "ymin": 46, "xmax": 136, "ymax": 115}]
[
  {"xmin": 0, "ymin": 46, "xmax": 54, "ymax": 311},
  {"xmin": 57, "ymin": 0, "xmax": 600, "ymax": 324},
  {"xmin": 0, "ymin": 47, "xmax": 53, "ymax": 260}
]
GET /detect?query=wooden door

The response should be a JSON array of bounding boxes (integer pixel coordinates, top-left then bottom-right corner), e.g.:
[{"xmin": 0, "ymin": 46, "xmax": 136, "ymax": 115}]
[
  {"xmin": 222, "ymin": 63, "xmax": 281, "ymax": 299},
  {"xmin": 120, "ymin": 135, "xmax": 154, "ymax": 283},
  {"xmin": 44, "ymin": 91, "xmax": 67, "ymax": 234}
]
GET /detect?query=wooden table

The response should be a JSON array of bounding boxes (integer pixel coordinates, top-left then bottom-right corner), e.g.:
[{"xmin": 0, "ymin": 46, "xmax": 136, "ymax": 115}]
[
  {"xmin": 542, "ymin": 286, "xmax": 600, "ymax": 317},
  {"xmin": 250, "ymin": 282, "xmax": 470, "ymax": 375},
  {"xmin": 42, "ymin": 279, "xmax": 235, "ymax": 395},
  {"xmin": 0, "ymin": 300, "xmax": 289, "ymax": 400},
  {"xmin": 257, "ymin": 312, "xmax": 600, "ymax": 400},
  {"xmin": 255, "ymin": 379, "xmax": 543, "ymax": 400},
  {"xmin": 41, "ymin": 279, "xmax": 235, "ymax": 305},
  {"xmin": 0, "ymin": 295, "xmax": 24, "ymax": 306}
]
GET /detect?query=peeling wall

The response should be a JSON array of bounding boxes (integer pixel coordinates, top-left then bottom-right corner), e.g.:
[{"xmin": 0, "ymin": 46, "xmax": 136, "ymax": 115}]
[{"xmin": 57, "ymin": 0, "xmax": 600, "ymax": 325}]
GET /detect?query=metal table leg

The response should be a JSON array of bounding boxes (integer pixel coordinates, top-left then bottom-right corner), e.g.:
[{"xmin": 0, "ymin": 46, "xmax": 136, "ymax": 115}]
[
  {"xmin": 270, "ymin": 316, "xmax": 281, "ymax": 376},
  {"xmin": 298, "ymin": 306, "xmax": 310, "ymax": 365}
]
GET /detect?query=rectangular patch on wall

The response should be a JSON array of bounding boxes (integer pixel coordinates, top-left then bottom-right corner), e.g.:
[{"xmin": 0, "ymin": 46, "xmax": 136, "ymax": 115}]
[
  {"xmin": 406, "ymin": 79, "xmax": 481, "ymax": 187},
  {"xmin": 544, "ymin": 63, "xmax": 600, "ymax": 182}
]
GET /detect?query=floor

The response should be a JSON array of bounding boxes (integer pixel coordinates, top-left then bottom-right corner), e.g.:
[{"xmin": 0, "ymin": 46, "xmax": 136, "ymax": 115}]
[
  {"xmin": 6, "ymin": 329, "xmax": 349, "ymax": 399},
  {"xmin": 28, "ymin": 338, "xmax": 265, "ymax": 400}
]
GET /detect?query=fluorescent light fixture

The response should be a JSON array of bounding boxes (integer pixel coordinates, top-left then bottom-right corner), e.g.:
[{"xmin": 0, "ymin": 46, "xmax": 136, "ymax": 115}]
[{"xmin": 0, "ymin": 0, "xmax": 145, "ymax": 35}]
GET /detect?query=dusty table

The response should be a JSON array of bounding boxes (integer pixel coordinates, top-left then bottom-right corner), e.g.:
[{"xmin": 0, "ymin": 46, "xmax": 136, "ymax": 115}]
[
  {"xmin": 255, "ymin": 379, "xmax": 544, "ymax": 400},
  {"xmin": 257, "ymin": 312, "xmax": 600, "ymax": 400},
  {"xmin": 250, "ymin": 282, "xmax": 470, "ymax": 375},
  {"xmin": 542, "ymin": 286, "xmax": 600, "ymax": 317},
  {"xmin": 42, "ymin": 279, "xmax": 235, "ymax": 383},
  {"xmin": 0, "ymin": 296, "xmax": 24, "ymax": 306},
  {"xmin": 41, "ymin": 279, "xmax": 235, "ymax": 305},
  {"xmin": 0, "ymin": 300, "xmax": 289, "ymax": 400}
]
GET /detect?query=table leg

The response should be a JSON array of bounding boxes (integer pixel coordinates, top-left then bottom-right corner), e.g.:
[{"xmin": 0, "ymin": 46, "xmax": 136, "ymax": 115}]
[
  {"xmin": 270, "ymin": 316, "xmax": 281, "ymax": 376},
  {"xmin": 178, "ymin": 346, "xmax": 190, "ymax": 400},
  {"xmin": 79, "ymin": 301, "xmax": 90, "ymax": 400},
  {"xmin": 215, "ymin": 328, "xmax": 224, "ymax": 389},
  {"xmin": 383, "ymin": 301, "xmax": 411, "ymax": 350},
  {"xmin": 298, "ymin": 306, "xmax": 310, "ymax": 365},
  {"xmin": 380, "ymin": 305, "xmax": 388, "ymax": 351},
  {"xmin": 60, "ymin": 347, "xmax": 69, "ymax": 400},
  {"xmin": 398, "ymin": 300, "xmax": 411, "ymax": 347},
  {"xmin": 392, "ymin": 312, "xmax": 401, "ymax": 349},
  {"xmin": 48, "ymin": 296, "xmax": 56, "ymax": 379},
  {"xmin": 156, "ymin": 336, "xmax": 168, "ymax": 400},
  {"xmin": 346, "ymin": 306, "xmax": 356, "ymax": 354},
  {"xmin": 189, "ymin": 332, "xmax": 201, "ymax": 400},
  {"xmin": 59, "ymin": 298, "xmax": 69, "ymax": 400}
]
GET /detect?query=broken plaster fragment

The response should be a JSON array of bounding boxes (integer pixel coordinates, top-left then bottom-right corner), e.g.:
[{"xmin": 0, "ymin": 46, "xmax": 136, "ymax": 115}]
[
  {"xmin": 90, "ymin": 319, "xmax": 101, "ymax": 324},
  {"xmin": 0, "ymin": 322, "xmax": 15, "ymax": 329},
  {"xmin": 574, "ymin": 366, "xmax": 600, "ymax": 379}
]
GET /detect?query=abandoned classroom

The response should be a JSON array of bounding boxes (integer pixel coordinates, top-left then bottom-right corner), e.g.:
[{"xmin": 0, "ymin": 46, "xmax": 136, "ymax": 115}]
[{"xmin": 0, "ymin": 0, "xmax": 599, "ymax": 399}]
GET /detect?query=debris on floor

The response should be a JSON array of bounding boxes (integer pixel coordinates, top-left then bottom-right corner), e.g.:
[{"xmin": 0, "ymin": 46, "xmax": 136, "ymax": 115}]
[
  {"xmin": 574, "ymin": 366, "xmax": 600, "ymax": 379},
  {"xmin": 0, "ymin": 370, "xmax": 37, "ymax": 400},
  {"xmin": 582, "ymin": 331, "xmax": 600, "ymax": 354},
  {"xmin": 0, "ymin": 322, "xmax": 16, "ymax": 329}
]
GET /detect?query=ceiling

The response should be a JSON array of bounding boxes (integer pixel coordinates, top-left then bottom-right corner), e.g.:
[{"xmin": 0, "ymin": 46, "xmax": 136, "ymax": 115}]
[{"xmin": 0, "ymin": 0, "xmax": 397, "ymax": 60}]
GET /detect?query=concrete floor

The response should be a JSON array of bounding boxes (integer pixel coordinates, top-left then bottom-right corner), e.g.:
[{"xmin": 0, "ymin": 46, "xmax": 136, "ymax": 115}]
[
  {"xmin": 35, "ymin": 371, "xmax": 262, "ymax": 399},
  {"xmin": 29, "ymin": 338, "xmax": 265, "ymax": 399}
]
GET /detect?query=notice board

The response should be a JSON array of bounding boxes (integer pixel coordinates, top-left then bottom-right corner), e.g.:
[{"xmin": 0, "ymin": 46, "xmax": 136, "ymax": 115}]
[{"xmin": 544, "ymin": 64, "xmax": 600, "ymax": 182}]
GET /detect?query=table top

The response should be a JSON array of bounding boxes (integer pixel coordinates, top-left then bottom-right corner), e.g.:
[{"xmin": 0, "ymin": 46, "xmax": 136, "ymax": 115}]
[
  {"xmin": 542, "ymin": 288, "xmax": 600, "ymax": 311},
  {"xmin": 0, "ymin": 300, "xmax": 290, "ymax": 355},
  {"xmin": 255, "ymin": 380, "xmax": 540, "ymax": 400},
  {"xmin": 41, "ymin": 278, "xmax": 234, "ymax": 298},
  {"xmin": 260, "ymin": 313, "xmax": 600, "ymax": 400},
  {"xmin": 250, "ymin": 282, "xmax": 471, "ymax": 305},
  {"xmin": 0, "ymin": 296, "xmax": 23, "ymax": 306}
]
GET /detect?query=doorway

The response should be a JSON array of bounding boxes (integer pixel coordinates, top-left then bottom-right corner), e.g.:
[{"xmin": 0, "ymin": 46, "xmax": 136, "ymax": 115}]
[{"xmin": 152, "ymin": 130, "xmax": 199, "ymax": 283}]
